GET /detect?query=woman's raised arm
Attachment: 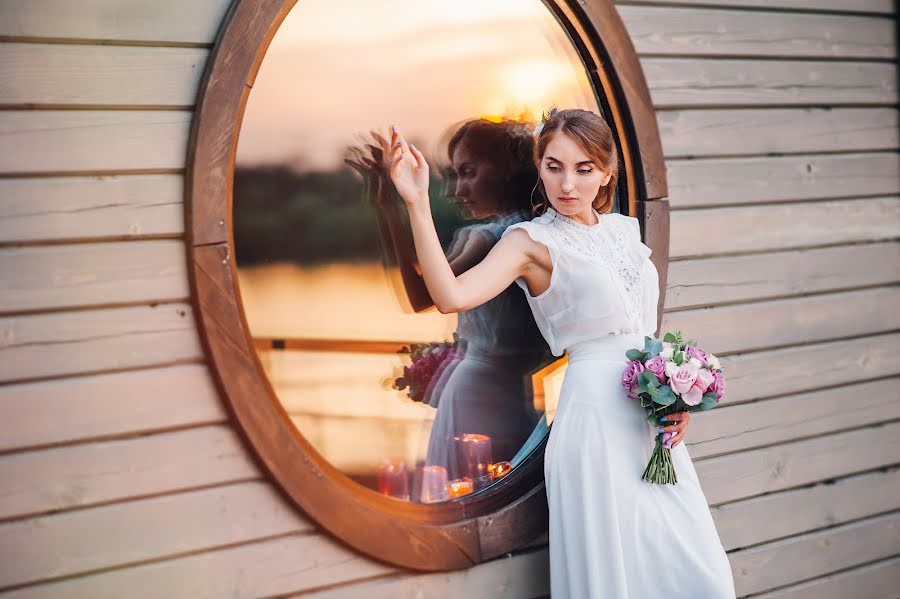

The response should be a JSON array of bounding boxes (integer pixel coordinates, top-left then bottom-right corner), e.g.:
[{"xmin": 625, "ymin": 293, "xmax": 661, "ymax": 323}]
[{"xmin": 389, "ymin": 126, "xmax": 536, "ymax": 313}]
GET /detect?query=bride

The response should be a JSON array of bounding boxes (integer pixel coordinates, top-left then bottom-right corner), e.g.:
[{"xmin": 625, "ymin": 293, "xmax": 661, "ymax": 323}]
[{"xmin": 385, "ymin": 108, "xmax": 736, "ymax": 598}]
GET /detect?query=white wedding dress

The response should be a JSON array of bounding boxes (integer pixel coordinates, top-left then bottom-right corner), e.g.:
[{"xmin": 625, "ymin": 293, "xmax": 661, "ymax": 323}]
[{"xmin": 502, "ymin": 207, "xmax": 736, "ymax": 599}]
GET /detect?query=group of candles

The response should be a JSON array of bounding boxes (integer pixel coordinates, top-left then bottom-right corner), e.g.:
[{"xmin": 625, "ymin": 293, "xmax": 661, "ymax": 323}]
[{"xmin": 376, "ymin": 433, "xmax": 513, "ymax": 502}]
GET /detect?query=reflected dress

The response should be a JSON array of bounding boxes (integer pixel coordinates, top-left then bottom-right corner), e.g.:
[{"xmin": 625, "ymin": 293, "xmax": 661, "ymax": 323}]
[
  {"xmin": 424, "ymin": 210, "xmax": 551, "ymax": 480},
  {"xmin": 501, "ymin": 207, "xmax": 736, "ymax": 599}
]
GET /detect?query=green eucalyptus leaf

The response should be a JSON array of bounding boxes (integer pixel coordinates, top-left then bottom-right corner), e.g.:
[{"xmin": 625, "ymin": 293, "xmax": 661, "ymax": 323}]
[
  {"xmin": 644, "ymin": 337, "xmax": 663, "ymax": 357},
  {"xmin": 698, "ymin": 393, "xmax": 718, "ymax": 410},
  {"xmin": 626, "ymin": 349, "xmax": 647, "ymax": 361}
]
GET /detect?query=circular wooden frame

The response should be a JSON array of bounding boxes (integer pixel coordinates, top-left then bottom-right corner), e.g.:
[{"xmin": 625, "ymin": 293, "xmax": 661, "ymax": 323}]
[{"xmin": 184, "ymin": 0, "xmax": 669, "ymax": 571}]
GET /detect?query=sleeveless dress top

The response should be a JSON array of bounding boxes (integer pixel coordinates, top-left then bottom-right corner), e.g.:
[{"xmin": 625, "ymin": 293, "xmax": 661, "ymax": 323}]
[
  {"xmin": 501, "ymin": 206, "xmax": 661, "ymax": 356},
  {"xmin": 500, "ymin": 206, "xmax": 737, "ymax": 598}
]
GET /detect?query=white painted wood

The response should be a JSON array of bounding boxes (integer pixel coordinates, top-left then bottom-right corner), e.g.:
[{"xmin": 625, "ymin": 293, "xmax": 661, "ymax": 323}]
[
  {"xmin": 0, "ymin": 111, "xmax": 192, "ymax": 174},
  {"xmin": 294, "ymin": 547, "xmax": 550, "ymax": 599},
  {"xmin": 0, "ymin": 364, "xmax": 226, "ymax": 452},
  {"xmin": 0, "ymin": 44, "xmax": 208, "ymax": 107},
  {"xmin": 666, "ymin": 153, "xmax": 900, "ymax": 209},
  {"xmin": 0, "ymin": 175, "xmax": 184, "ymax": 243},
  {"xmin": 1, "ymin": 533, "xmax": 396, "ymax": 599},
  {"xmin": 618, "ymin": 6, "xmax": 896, "ymax": 58},
  {"xmin": 643, "ymin": 58, "xmax": 897, "ymax": 107},
  {"xmin": 713, "ymin": 467, "xmax": 900, "ymax": 551},
  {"xmin": 720, "ymin": 332, "xmax": 900, "ymax": 405},
  {"xmin": 687, "ymin": 377, "xmax": 900, "ymax": 459},
  {"xmin": 0, "ymin": 302, "xmax": 203, "ymax": 383},
  {"xmin": 669, "ymin": 197, "xmax": 899, "ymax": 258},
  {"xmin": 0, "ymin": 0, "xmax": 231, "ymax": 44},
  {"xmin": 0, "ymin": 481, "xmax": 312, "ymax": 589},
  {"xmin": 658, "ymin": 108, "xmax": 899, "ymax": 158},
  {"xmin": 0, "ymin": 240, "xmax": 189, "ymax": 313},
  {"xmin": 0, "ymin": 425, "xmax": 258, "ymax": 520},
  {"xmin": 661, "ymin": 287, "xmax": 900, "ymax": 355},
  {"xmin": 752, "ymin": 555, "xmax": 900, "ymax": 599},
  {"xmin": 619, "ymin": 0, "xmax": 895, "ymax": 15},
  {"xmin": 729, "ymin": 511, "xmax": 900, "ymax": 596},
  {"xmin": 697, "ymin": 421, "xmax": 900, "ymax": 505},
  {"xmin": 665, "ymin": 242, "xmax": 900, "ymax": 309}
]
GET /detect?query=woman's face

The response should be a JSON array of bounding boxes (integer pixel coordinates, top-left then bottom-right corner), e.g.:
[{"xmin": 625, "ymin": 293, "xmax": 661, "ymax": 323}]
[
  {"xmin": 450, "ymin": 140, "xmax": 507, "ymax": 219},
  {"xmin": 539, "ymin": 131, "xmax": 610, "ymax": 218}
]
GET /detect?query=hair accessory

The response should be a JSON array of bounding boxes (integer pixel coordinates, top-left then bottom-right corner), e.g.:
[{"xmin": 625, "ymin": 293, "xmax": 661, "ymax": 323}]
[{"xmin": 533, "ymin": 105, "xmax": 559, "ymax": 138}]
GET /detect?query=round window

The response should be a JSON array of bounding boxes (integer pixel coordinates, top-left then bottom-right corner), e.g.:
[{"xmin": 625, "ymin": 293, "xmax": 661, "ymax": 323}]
[{"xmin": 186, "ymin": 0, "xmax": 667, "ymax": 570}]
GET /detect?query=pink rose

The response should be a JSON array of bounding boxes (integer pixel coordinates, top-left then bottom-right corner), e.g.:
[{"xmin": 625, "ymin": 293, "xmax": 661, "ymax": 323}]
[
  {"xmin": 684, "ymin": 345, "xmax": 709, "ymax": 366},
  {"xmin": 694, "ymin": 368, "xmax": 713, "ymax": 393},
  {"xmin": 621, "ymin": 359, "xmax": 645, "ymax": 391},
  {"xmin": 682, "ymin": 384, "xmax": 703, "ymax": 406},
  {"xmin": 709, "ymin": 370, "xmax": 726, "ymax": 402},
  {"xmin": 669, "ymin": 363, "xmax": 699, "ymax": 395},
  {"xmin": 645, "ymin": 355, "xmax": 667, "ymax": 384}
]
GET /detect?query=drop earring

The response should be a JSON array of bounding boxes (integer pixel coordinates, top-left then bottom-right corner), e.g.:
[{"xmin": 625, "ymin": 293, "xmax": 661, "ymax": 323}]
[{"xmin": 530, "ymin": 178, "xmax": 545, "ymax": 214}]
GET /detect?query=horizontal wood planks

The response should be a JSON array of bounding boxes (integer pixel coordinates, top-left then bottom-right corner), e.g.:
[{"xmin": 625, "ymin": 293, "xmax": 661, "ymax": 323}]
[
  {"xmin": 0, "ymin": 0, "xmax": 232, "ymax": 45},
  {"xmin": 0, "ymin": 0, "xmax": 898, "ymax": 596},
  {"xmin": 0, "ymin": 44, "xmax": 209, "ymax": 107},
  {"xmin": 0, "ymin": 175, "xmax": 185, "ymax": 243}
]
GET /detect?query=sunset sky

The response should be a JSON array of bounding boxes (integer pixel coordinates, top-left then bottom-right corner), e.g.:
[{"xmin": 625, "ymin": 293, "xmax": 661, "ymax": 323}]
[{"xmin": 236, "ymin": 0, "xmax": 599, "ymax": 171}]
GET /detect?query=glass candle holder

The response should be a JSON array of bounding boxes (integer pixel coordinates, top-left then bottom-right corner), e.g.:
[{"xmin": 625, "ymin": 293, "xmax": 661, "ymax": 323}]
[
  {"xmin": 454, "ymin": 433, "xmax": 492, "ymax": 490},
  {"xmin": 448, "ymin": 478, "xmax": 474, "ymax": 498},
  {"xmin": 418, "ymin": 465, "xmax": 450, "ymax": 503},
  {"xmin": 376, "ymin": 458, "xmax": 410, "ymax": 501}
]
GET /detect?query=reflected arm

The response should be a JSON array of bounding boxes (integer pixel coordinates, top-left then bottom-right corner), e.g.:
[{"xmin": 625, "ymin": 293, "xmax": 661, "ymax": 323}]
[
  {"xmin": 371, "ymin": 192, "xmax": 436, "ymax": 312},
  {"xmin": 373, "ymin": 191, "xmax": 495, "ymax": 313},
  {"xmin": 407, "ymin": 202, "xmax": 533, "ymax": 313}
]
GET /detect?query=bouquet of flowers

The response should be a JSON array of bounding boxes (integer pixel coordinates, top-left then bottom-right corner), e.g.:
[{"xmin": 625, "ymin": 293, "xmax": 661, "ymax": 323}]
[
  {"xmin": 620, "ymin": 330, "xmax": 726, "ymax": 484},
  {"xmin": 393, "ymin": 333, "xmax": 466, "ymax": 405}
]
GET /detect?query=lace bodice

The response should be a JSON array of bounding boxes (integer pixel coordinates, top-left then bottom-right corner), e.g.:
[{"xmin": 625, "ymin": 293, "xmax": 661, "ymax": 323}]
[{"xmin": 501, "ymin": 206, "xmax": 660, "ymax": 356}]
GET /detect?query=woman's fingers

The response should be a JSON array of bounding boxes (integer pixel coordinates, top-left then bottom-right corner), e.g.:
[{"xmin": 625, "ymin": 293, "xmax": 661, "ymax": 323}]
[
  {"xmin": 370, "ymin": 129, "xmax": 389, "ymax": 150},
  {"xmin": 408, "ymin": 143, "xmax": 426, "ymax": 169},
  {"xmin": 395, "ymin": 128, "xmax": 414, "ymax": 166},
  {"xmin": 663, "ymin": 411, "xmax": 690, "ymax": 448}
]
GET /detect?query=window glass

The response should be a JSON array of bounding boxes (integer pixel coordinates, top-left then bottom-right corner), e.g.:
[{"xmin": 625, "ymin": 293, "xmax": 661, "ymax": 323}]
[{"xmin": 234, "ymin": 0, "xmax": 602, "ymax": 503}]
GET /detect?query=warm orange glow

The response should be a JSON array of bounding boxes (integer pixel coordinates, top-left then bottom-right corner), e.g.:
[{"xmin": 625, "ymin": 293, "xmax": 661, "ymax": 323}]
[
  {"xmin": 489, "ymin": 461, "xmax": 513, "ymax": 479},
  {"xmin": 448, "ymin": 478, "xmax": 474, "ymax": 497}
]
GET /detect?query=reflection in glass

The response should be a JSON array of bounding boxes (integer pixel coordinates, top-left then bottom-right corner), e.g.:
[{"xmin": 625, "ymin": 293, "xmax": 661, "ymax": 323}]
[{"xmin": 233, "ymin": 0, "xmax": 602, "ymax": 503}]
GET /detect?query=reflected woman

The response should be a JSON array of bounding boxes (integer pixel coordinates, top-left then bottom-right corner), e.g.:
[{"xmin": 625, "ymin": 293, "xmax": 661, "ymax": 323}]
[{"xmin": 347, "ymin": 119, "xmax": 552, "ymax": 487}]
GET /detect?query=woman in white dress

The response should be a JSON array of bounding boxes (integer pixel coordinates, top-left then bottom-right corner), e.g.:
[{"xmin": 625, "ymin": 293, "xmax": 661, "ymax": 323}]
[{"xmin": 385, "ymin": 108, "xmax": 736, "ymax": 598}]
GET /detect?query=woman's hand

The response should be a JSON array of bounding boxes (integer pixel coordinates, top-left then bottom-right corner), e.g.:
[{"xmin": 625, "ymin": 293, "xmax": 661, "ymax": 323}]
[
  {"xmin": 661, "ymin": 411, "xmax": 691, "ymax": 448},
  {"xmin": 345, "ymin": 130, "xmax": 395, "ymax": 208},
  {"xmin": 386, "ymin": 125, "xmax": 430, "ymax": 208}
]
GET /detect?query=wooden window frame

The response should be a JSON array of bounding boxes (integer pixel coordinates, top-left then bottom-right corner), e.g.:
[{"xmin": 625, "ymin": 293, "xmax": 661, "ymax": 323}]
[{"xmin": 184, "ymin": 0, "xmax": 669, "ymax": 571}]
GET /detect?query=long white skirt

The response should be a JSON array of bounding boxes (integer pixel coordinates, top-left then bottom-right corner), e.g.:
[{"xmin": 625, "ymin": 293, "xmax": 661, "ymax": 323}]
[{"xmin": 545, "ymin": 334, "xmax": 736, "ymax": 598}]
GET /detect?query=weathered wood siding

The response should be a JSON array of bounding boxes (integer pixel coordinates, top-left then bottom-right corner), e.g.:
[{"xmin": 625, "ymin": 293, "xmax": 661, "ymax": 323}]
[{"xmin": 0, "ymin": 0, "xmax": 896, "ymax": 597}]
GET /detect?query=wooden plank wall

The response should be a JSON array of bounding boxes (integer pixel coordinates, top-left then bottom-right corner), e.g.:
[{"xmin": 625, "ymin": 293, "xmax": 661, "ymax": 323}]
[{"xmin": 0, "ymin": 0, "xmax": 897, "ymax": 597}]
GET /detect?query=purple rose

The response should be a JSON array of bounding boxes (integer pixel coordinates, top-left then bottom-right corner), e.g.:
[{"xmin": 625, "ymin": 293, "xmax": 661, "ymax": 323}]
[
  {"xmin": 684, "ymin": 345, "xmax": 709, "ymax": 366},
  {"xmin": 709, "ymin": 370, "xmax": 726, "ymax": 403},
  {"xmin": 621, "ymin": 360, "xmax": 645, "ymax": 394},
  {"xmin": 645, "ymin": 355, "xmax": 667, "ymax": 384}
]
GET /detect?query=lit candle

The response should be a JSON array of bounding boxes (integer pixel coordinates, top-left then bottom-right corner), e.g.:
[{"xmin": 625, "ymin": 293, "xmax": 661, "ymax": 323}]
[
  {"xmin": 376, "ymin": 458, "xmax": 410, "ymax": 501},
  {"xmin": 419, "ymin": 465, "xmax": 449, "ymax": 503},
  {"xmin": 448, "ymin": 478, "xmax": 474, "ymax": 498},
  {"xmin": 454, "ymin": 433, "xmax": 493, "ymax": 490},
  {"xmin": 489, "ymin": 461, "xmax": 513, "ymax": 480}
]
